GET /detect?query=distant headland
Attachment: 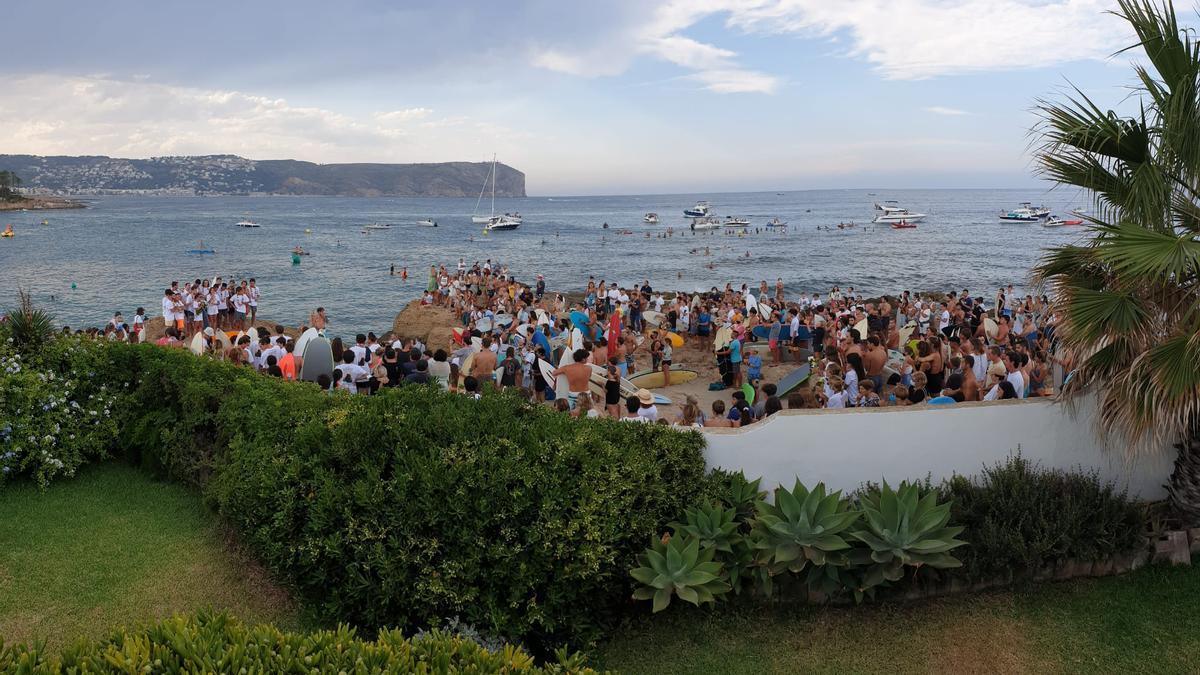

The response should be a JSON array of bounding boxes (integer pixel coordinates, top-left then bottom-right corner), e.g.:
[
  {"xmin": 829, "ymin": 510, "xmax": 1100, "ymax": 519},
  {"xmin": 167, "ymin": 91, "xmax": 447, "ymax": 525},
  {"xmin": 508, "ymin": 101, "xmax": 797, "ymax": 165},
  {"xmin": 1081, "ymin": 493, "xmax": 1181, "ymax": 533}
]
[{"xmin": 0, "ymin": 154, "xmax": 526, "ymax": 198}]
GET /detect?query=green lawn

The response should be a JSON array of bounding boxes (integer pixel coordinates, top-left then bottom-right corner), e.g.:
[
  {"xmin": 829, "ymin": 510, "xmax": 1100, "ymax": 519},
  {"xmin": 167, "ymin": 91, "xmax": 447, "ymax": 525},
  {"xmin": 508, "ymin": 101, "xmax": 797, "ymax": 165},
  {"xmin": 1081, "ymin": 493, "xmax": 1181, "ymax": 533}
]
[
  {"xmin": 0, "ymin": 463, "xmax": 301, "ymax": 649},
  {"xmin": 599, "ymin": 562, "xmax": 1200, "ymax": 674}
]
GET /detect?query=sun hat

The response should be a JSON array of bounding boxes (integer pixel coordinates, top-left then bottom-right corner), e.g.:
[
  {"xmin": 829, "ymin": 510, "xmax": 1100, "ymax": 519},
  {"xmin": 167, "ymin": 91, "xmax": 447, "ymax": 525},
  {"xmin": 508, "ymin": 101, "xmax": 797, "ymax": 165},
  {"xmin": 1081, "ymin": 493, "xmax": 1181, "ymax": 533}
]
[{"xmin": 637, "ymin": 388, "xmax": 654, "ymax": 405}]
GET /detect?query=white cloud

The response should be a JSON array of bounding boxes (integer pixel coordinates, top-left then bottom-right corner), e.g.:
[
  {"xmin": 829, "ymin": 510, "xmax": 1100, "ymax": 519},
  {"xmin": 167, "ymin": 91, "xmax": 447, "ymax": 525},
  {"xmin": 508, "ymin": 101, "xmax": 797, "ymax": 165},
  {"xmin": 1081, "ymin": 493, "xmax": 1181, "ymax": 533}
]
[
  {"xmin": 530, "ymin": 0, "xmax": 1131, "ymax": 91},
  {"xmin": 0, "ymin": 75, "xmax": 527, "ymax": 164},
  {"xmin": 925, "ymin": 106, "xmax": 968, "ymax": 116},
  {"xmin": 725, "ymin": 0, "xmax": 1130, "ymax": 80}
]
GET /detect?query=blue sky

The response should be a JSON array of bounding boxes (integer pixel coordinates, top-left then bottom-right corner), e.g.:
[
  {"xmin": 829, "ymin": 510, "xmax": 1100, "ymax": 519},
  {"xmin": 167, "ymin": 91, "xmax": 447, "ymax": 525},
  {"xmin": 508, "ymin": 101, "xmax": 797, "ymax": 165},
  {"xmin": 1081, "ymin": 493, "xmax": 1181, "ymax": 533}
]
[{"xmin": 1, "ymin": 0, "xmax": 1152, "ymax": 195}]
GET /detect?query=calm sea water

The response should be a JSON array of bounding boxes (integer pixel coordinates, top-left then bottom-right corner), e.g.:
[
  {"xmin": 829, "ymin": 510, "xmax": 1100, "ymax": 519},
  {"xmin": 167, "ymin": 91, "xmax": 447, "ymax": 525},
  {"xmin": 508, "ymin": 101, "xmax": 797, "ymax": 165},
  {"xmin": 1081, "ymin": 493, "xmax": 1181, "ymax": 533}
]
[{"xmin": 0, "ymin": 189, "xmax": 1087, "ymax": 336}]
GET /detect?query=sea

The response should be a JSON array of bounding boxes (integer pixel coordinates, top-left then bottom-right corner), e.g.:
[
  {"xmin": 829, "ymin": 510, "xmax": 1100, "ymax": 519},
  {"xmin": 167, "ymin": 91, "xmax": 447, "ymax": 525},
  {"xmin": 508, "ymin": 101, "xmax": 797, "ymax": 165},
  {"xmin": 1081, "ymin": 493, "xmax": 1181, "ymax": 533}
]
[{"xmin": 0, "ymin": 189, "xmax": 1087, "ymax": 337}]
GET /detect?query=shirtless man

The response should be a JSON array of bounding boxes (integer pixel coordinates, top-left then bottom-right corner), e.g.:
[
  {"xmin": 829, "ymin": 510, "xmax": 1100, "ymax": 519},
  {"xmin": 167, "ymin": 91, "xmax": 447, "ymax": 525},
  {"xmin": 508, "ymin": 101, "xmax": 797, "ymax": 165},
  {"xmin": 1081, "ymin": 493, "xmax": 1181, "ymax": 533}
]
[
  {"xmin": 470, "ymin": 337, "xmax": 498, "ymax": 381},
  {"xmin": 551, "ymin": 349, "xmax": 594, "ymax": 394},
  {"xmin": 310, "ymin": 307, "xmax": 327, "ymax": 332},
  {"xmin": 862, "ymin": 335, "xmax": 887, "ymax": 394}
]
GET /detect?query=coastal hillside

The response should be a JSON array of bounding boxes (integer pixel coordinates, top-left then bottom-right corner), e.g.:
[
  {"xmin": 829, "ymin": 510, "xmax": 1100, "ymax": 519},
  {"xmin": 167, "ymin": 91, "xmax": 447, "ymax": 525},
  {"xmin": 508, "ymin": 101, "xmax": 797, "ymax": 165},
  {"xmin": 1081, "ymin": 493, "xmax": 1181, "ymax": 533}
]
[{"xmin": 0, "ymin": 154, "xmax": 525, "ymax": 198}]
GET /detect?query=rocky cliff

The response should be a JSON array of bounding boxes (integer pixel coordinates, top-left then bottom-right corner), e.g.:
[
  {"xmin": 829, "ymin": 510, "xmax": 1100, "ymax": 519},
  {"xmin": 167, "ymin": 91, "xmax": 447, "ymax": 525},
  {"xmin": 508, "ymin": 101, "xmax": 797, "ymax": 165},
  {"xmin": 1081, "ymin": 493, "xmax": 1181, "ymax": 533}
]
[{"xmin": 0, "ymin": 154, "xmax": 525, "ymax": 198}]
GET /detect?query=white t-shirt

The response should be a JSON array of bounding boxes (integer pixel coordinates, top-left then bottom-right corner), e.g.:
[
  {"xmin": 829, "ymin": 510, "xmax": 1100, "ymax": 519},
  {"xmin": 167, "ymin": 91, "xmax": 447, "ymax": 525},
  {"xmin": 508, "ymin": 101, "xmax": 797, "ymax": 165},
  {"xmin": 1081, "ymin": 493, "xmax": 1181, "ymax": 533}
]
[
  {"xmin": 1007, "ymin": 370, "xmax": 1026, "ymax": 399},
  {"xmin": 161, "ymin": 296, "xmax": 175, "ymax": 321},
  {"xmin": 636, "ymin": 405, "xmax": 659, "ymax": 422},
  {"xmin": 350, "ymin": 344, "xmax": 369, "ymax": 366},
  {"xmin": 248, "ymin": 286, "xmax": 260, "ymax": 308},
  {"xmin": 231, "ymin": 293, "xmax": 248, "ymax": 313},
  {"xmin": 939, "ymin": 309, "xmax": 950, "ymax": 331}
]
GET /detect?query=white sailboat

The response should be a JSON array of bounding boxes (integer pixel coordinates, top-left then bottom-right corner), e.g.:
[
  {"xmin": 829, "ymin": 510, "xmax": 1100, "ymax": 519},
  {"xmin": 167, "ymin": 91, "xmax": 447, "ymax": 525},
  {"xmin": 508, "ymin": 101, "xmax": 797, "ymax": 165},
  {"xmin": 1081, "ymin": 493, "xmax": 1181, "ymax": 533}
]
[{"xmin": 472, "ymin": 155, "xmax": 522, "ymax": 229}]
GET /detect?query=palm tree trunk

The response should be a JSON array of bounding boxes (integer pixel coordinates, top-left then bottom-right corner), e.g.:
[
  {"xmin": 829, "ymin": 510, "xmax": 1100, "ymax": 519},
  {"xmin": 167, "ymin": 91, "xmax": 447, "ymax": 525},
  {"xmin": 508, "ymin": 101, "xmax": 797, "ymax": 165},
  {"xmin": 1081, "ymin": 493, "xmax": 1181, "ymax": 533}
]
[{"xmin": 1168, "ymin": 428, "xmax": 1200, "ymax": 527}]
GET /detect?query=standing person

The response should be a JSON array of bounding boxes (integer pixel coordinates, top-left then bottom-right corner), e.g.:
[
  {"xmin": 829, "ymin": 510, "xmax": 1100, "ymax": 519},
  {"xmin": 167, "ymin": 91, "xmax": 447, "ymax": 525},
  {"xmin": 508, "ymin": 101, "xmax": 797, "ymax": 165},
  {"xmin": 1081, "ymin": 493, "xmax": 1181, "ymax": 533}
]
[
  {"xmin": 310, "ymin": 307, "xmax": 327, "ymax": 333},
  {"xmin": 604, "ymin": 363, "xmax": 622, "ymax": 418},
  {"xmin": 767, "ymin": 312, "xmax": 783, "ymax": 364},
  {"xmin": 728, "ymin": 332, "xmax": 744, "ymax": 388},
  {"xmin": 660, "ymin": 335, "xmax": 673, "ymax": 387},
  {"xmin": 635, "ymin": 388, "xmax": 659, "ymax": 422},
  {"xmin": 247, "ymin": 278, "xmax": 260, "ymax": 326}
]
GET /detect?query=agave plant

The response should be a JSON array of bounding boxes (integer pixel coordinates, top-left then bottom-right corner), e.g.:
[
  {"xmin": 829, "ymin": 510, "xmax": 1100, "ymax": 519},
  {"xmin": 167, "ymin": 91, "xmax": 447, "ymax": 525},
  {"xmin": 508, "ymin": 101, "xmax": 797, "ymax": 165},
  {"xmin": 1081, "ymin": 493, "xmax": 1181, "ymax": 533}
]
[
  {"xmin": 850, "ymin": 482, "xmax": 967, "ymax": 597},
  {"xmin": 670, "ymin": 502, "xmax": 741, "ymax": 552},
  {"xmin": 724, "ymin": 472, "xmax": 766, "ymax": 524},
  {"xmin": 751, "ymin": 480, "xmax": 860, "ymax": 590},
  {"xmin": 630, "ymin": 534, "xmax": 730, "ymax": 612},
  {"xmin": 1034, "ymin": 0, "xmax": 1200, "ymax": 524},
  {"xmin": 6, "ymin": 289, "xmax": 54, "ymax": 352}
]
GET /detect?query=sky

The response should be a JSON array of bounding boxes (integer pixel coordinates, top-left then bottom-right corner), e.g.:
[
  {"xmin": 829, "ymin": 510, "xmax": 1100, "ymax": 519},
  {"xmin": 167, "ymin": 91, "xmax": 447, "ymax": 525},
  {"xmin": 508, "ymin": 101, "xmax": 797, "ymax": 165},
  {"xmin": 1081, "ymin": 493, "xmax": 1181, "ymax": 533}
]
[{"xmin": 0, "ymin": 0, "xmax": 1157, "ymax": 195}]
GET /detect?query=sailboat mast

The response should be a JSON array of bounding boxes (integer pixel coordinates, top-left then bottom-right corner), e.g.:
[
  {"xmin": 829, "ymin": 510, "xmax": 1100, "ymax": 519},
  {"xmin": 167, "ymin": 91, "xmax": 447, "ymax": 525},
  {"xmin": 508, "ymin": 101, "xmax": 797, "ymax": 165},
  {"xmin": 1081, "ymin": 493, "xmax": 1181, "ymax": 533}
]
[{"xmin": 490, "ymin": 153, "xmax": 496, "ymax": 217}]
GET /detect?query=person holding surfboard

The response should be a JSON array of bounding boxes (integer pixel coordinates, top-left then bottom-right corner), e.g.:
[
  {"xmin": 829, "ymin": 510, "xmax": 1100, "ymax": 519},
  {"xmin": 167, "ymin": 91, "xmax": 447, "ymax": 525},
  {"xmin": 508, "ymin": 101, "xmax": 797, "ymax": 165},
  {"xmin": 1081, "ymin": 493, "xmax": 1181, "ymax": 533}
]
[{"xmin": 550, "ymin": 350, "xmax": 593, "ymax": 395}]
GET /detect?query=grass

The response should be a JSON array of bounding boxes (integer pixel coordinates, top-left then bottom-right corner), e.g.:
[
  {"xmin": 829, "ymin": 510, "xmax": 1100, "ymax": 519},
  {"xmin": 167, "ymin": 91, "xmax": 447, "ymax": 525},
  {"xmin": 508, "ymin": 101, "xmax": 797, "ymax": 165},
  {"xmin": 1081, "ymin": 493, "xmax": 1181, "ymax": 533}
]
[
  {"xmin": 0, "ymin": 463, "xmax": 301, "ymax": 649},
  {"xmin": 598, "ymin": 562, "xmax": 1200, "ymax": 674}
]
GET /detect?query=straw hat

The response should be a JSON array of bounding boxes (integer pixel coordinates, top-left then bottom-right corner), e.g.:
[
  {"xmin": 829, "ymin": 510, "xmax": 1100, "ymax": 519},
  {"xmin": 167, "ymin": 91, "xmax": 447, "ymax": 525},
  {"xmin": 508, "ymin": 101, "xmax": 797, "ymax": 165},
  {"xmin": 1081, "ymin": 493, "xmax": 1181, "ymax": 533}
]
[{"xmin": 637, "ymin": 388, "xmax": 654, "ymax": 405}]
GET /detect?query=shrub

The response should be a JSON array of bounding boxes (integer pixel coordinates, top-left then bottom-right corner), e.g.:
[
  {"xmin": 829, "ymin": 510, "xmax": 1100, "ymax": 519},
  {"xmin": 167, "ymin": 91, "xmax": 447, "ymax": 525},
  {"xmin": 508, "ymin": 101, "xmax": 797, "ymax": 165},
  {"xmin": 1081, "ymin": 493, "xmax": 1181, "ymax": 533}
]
[
  {"xmin": 0, "ymin": 612, "xmax": 595, "ymax": 673},
  {"xmin": 88, "ymin": 341, "xmax": 709, "ymax": 651},
  {"xmin": 0, "ymin": 335, "xmax": 119, "ymax": 488},
  {"xmin": 940, "ymin": 454, "xmax": 1145, "ymax": 580}
]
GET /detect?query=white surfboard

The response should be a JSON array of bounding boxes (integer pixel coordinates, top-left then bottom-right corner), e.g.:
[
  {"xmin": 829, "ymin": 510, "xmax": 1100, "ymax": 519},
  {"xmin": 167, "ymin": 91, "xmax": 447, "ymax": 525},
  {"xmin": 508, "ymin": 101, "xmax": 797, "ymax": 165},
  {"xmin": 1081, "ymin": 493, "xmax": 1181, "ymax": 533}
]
[
  {"xmin": 294, "ymin": 327, "xmax": 319, "ymax": 357},
  {"xmin": 189, "ymin": 333, "xmax": 207, "ymax": 356}
]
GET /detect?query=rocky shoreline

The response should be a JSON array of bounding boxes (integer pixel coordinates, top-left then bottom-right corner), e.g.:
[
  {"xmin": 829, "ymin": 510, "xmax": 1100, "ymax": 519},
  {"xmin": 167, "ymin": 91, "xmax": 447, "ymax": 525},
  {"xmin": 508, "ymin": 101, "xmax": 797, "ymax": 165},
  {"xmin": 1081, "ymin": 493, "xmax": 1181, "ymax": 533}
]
[{"xmin": 0, "ymin": 197, "xmax": 86, "ymax": 211}]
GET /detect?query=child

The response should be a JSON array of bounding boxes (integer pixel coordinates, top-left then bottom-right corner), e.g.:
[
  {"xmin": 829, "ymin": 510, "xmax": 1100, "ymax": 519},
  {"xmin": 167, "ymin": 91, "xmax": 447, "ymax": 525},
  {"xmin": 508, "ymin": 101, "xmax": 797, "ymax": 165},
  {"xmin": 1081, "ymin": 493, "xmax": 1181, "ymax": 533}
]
[
  {"xmin": 856, "ymin": 380, "xmax": 880, "ymax": 407},
  {"xmin": 131, "ymin": 307, "xmax": 146, "ymax": 342},
  {"xmin": 746, "ymin": 349, "xmax": 763, "ymax": 383}
]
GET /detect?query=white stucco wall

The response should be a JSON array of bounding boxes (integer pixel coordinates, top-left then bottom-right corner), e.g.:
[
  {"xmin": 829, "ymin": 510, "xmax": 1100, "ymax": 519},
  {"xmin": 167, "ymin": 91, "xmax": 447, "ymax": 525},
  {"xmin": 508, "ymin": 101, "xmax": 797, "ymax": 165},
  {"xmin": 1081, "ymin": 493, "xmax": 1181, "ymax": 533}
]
[{"xmin": 702, "ymin": 397, "xmax": 1174, "ymax": 499}]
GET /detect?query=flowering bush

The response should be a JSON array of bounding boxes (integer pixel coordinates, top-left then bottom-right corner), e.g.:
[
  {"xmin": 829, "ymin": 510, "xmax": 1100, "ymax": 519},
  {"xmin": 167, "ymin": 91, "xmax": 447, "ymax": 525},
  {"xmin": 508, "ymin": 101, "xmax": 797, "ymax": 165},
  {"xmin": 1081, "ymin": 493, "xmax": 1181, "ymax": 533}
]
[{"xmin": 0, "ymin": 333, "xmax": 120, "ymax": 488}]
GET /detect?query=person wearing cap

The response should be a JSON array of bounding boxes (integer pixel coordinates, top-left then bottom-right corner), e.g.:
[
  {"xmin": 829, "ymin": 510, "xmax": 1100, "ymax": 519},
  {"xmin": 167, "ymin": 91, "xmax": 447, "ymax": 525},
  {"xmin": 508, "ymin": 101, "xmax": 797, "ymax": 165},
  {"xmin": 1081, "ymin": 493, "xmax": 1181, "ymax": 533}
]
[{"xmin": 635, "ymin": 388, "xmax": 658, "ymax": 422}]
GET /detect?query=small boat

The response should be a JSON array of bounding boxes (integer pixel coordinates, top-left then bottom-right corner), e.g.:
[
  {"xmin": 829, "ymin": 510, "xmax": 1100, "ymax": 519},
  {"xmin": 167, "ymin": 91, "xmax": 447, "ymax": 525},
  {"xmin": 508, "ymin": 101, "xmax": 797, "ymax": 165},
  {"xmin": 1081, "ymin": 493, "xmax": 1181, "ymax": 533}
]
[
  {"xmin": 1043, "ymin": 217, "xmax": 1083, "ymax": 228},
  {"xmin": 890, "ymin": 221, "xmax": 917, "ymax": 229},
  {"xmin": 766, "ymin": 217, "xmax": 788, "ymax": 227},
  {"xmin": 683, "ymin": 201, "xmax": 711, "ymax": 218},
  {"xmin": 616, "ymin": 229, "xmax": 635, "ymax": 235},
  {"xmin": 999, "ymin": 210, "xmax": 1039, "ymax": 222},
  {"xmin": 187, "ymin": 240, "xmax": 215, "ymax": 254},
  {"xmin": 836, "ymin": 221, "xmax": 858, "ymax": 230},
  {"xmin": 485, "ymin": 215, "xmax": 520, "ymax": 231},
  {"xmin": 690, "ymin": 216, "xmax": 722, "ymax": 231},
  {"xmin": 416, "ymin": 219, "xmax": 438, "ymax": 227},
  {"xmin": 872, "ymin": 207, "xmax": 927, "ymax": 223},
  {"xmin": 363, "ymin": 223, "xmax": 392, "ymax": 230},
  {"xmin": 723, "ymin": 216, "xmax": 750, "ymax": 227},
  {"xmin": 643, "ymin": 212, "xmax": 659, "ymax": 224},
  {"xmin": 2, "ymin": 225, "xmax": 15, "ymax": 238},
  {"xmin": 235, "ymin": 219, "xmax": 260, "ymax": 228},
  {"xmin": 1021, "ymin": 202, "xmax": 1051, "ymax": 217}
]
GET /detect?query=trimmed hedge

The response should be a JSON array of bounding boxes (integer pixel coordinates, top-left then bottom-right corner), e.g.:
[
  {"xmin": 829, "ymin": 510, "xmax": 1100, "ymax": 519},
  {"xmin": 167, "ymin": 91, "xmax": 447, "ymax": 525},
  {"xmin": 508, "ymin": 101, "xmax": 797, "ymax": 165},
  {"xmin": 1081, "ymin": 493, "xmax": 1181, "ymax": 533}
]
[
  {"xmin": 0, "ymin": 613, "xmax": 595, "ymax": 673},
  {"xmin": 95, "ymin": 342, "xmax": 708, "ymax": 650}
]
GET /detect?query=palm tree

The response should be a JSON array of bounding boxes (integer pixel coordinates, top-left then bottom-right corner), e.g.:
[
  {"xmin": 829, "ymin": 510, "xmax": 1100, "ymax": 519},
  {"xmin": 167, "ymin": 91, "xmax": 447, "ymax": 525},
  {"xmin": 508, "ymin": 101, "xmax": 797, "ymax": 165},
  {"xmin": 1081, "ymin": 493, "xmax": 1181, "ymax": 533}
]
[{"xmin": 1034, "ymin": 0, "xmax": 1200, "ymax": 524}]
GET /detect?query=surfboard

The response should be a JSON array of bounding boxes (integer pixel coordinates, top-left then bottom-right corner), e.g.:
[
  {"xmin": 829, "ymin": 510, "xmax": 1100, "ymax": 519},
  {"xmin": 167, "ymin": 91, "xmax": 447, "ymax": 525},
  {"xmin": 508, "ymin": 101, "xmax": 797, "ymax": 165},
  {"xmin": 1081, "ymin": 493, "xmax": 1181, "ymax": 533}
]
[
  {"xmin": 984, "ymin": 317, "xmax": 999, "ymax": 340},
  {"xmin": 299, "ymin": 336, "xmax": 334, "ymax": 383},
  {"xmin": 588, "ymin": 364, "xmax": 670, "ymax": 405},
  {"xmin": 628, "ymin": 369, "xmax": 698, "ymax": 389},
  {"xmin": 555, "ymin": 348, "xmax": 575, "ymax": 399},
  {"xmin": 569, "ymin": 310, "xmax": 591, "ymax": 331},
  {"xmin": 189, "ymin": 333, "xmax": 207, "ymax": 356},
  {"xmin": 535, "ymin": 308, "xmax": 550, "ymax": 326},
  {"xmin": 853, "ymin": 318, "xmax": 868, "ymax": 337},
  {"xmin": 247, "ymin": 326, "xmax": 259, "ymax": 344},
  {"xmin": 642, "ymin": 310, "xmax": 664, "ymax": 327},
  {"xmin": 713, "ymin": 326, "xmax": 733, "ymax": 353},
  {"xmin": 897, "ymin": 324, "xmax": 916, "ymax": 345},
  {"xmin": 741, "ymin": 383, "xmax": 756, "ymax": 405},
  {"xmin": 294, "ymin": 327, "xmax": 319, "ymax": 357},
  {"xmin": 494, "ymin": 313, "xmax": 513, "ymax": 327},
  {"xmin": 776, "ymin": 363, "xmax": 813, "ymax": 396},
  {"xmin": 750, "ymin": 324, "xmax": 792, "ymax": 341},
  {"xmin": 461, "ymin": 351, "xmax": 477, "ymax": 378},
  {"xmin": 214, "ymin": 329, "xmax": 232, "ymax": 353},
  {"xmin": 476, "ymin": 316, "xmax": 494, "ymax": 332},
  {"xmin": 666, "ymin": 332, "xmax": 684, "ymax": 348}
]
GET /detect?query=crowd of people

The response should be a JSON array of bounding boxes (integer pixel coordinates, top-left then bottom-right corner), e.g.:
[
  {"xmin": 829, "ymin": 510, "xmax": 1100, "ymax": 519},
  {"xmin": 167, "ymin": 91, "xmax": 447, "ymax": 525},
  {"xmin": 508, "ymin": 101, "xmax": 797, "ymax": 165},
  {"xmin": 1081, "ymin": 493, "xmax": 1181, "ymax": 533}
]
[{"xmin": 58, "ymin": 260, "xmax": 1064, "ymax": 430}]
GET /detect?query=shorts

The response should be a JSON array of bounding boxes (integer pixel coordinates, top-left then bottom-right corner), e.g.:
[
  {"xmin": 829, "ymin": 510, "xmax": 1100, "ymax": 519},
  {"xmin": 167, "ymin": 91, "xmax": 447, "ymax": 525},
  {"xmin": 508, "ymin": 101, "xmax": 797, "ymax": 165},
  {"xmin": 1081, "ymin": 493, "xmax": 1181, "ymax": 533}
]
[
  {"xmin": 768, "ymin": 339, "xmax": 778, "ymax": 350},
  {"xmin": 235, "ymin": 311, "xmax": 246, "ymax": 321},
  {"xmin": 662, "ymin": 360, "xmax": 672, "ymax": 367}
]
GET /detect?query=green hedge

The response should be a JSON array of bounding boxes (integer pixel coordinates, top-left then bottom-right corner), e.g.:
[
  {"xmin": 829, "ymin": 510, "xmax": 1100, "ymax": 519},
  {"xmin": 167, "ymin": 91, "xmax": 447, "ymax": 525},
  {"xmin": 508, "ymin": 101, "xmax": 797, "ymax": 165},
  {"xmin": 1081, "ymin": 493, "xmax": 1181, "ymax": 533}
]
[
  {"xmin": 92, "ymin": 342, "xmax": 707, "ymax": 650},
  {"xmin": 0, "ymin": 613, "xmax": 595, "ymax": 673}
]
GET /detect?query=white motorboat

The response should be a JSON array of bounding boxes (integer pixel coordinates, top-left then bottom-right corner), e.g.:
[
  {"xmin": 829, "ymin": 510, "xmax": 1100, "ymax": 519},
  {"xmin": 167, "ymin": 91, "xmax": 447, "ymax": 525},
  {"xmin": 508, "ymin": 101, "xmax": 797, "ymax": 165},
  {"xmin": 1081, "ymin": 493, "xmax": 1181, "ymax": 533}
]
[
  {"xmin": 416, "ymin": 219, "xmax": 437, "ymax": 227},
  {"xmin": 690, "ymin": 216, "xmax": 722, "ymax": 231},
  {"xmin": 235, "ymin": 219, "xmax": 260, "ymax": 228},
  {"xmin": 723, "ymin": 216, "xmax": 750, "ymax": 227},
  {"xmin": 1021, "ymin": 202, "xmax": 1051, "ymax": 217},
  {"xmin": 643, "ymin": 212, "xmax": 659, "ymax": 224},
  {"xmin": 999, "ymin": 209, "xmax": 1039, "ymax": 222},
  {"xmin": 766, "ymin": 217, "xmax": 788, "ymax": 227},
  {"xmin": 363, "ymin": 222, "xmax": 392, "ymax": 230},
  {"xmin": 683, "ymin": 201, "xmax": 711, "ymax": 218},
  {"xmin": 872, "ymin": 209, "xmax": 927, "ymax": 223},
  {"xmin": 485, "ymin": 215, "xmax": 520, "ymax": 231}
]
